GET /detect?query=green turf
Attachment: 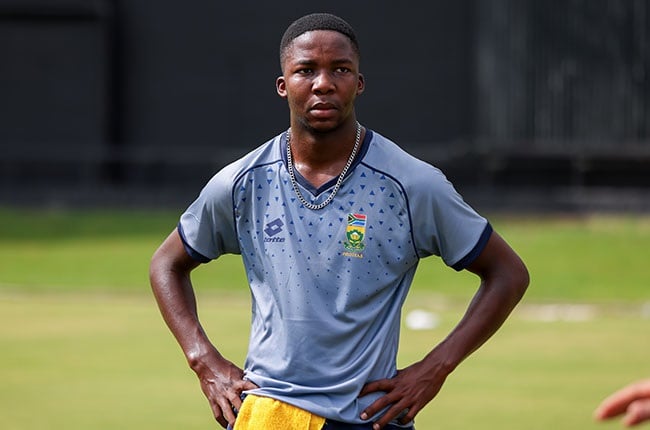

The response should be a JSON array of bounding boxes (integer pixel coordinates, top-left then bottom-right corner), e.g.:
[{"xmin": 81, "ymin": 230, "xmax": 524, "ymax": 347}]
[
  {"xmin": 1, "ymin": 208, "xmax": 649, "ymax": 302},
  {"xmin": 1, "ymin": 208, "xmax": 649, "ymax": 429}
]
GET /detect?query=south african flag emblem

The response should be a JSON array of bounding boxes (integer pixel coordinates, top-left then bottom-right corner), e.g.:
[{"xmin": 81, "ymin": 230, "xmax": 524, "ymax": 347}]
[{"xmin": 344, "ymin": 213, "xmax": 366, "ymax": 251}]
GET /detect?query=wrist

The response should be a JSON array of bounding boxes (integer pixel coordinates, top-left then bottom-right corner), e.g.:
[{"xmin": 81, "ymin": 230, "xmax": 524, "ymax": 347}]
[
  {"xmin": 423, "ymin": 342, "xmax": 462, "ymax": 376},
  {"xmin": 182, "ymin": 334, "xmax": 220, "ymax": 373}
]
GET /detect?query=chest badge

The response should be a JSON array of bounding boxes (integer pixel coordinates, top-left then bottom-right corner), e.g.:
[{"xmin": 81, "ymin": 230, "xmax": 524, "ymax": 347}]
[{"xmin": 344, "ymin": 213, "xmax": 367, "ymax": 253}]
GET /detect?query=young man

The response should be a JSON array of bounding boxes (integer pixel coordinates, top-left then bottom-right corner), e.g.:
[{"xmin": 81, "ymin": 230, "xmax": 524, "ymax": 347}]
[{"xmin": 150, "ymin": 13, "xmax": 529, "ymax": 430}]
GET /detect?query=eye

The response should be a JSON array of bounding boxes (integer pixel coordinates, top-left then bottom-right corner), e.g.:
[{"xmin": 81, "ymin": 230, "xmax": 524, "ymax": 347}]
[
  {"xmin": 296, "ymin": 67, "xmax": 313, "ymax": 74},
  {"xmin": 335, "ymin": 67, "xmax": 351, "ymax": 73}
]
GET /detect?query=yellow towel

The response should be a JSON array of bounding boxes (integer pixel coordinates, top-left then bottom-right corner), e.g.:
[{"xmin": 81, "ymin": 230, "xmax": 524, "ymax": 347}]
[{"xmin": 233, "ymin": 394, "xmax": 325, "ymax": 430}]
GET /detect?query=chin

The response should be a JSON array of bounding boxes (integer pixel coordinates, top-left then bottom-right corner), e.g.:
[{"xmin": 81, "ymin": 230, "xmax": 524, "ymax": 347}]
[{"xmin": 306, "ymin": 119, "xmax": 343, "ymax": 134}]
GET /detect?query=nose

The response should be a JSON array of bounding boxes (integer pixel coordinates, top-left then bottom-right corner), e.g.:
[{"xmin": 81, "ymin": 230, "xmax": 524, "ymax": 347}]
[{"xmin": 312, "ymin": 70, "xmax": 335, "ymax": 94}]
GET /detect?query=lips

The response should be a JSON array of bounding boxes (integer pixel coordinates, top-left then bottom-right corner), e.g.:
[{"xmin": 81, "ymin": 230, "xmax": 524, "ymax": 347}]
[
  {"xmin": 310, "ymin": 102, "xmax": 337, "ymax": 111},
  {"xmin": 309, "ymin": 103, "xmax": 338, "ymax": 120}
]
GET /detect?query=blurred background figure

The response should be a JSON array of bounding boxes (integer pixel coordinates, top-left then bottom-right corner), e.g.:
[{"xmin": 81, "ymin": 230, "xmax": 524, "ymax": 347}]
[{"xmin": 595, "ymin": 379, "xmax": 650, "ymax": 427}]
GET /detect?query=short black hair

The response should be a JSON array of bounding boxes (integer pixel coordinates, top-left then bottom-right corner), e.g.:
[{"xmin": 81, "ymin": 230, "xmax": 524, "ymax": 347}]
[{"xmin": 279, "ymin": 13, "xmax": 360, "ymax": 67}]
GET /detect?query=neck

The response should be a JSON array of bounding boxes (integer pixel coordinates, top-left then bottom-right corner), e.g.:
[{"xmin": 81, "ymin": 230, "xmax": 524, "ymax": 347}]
[
  {"xmin": 287, "ymin": 120, "xmax": 363, "ymax": 188},
  {"xmin": 289, "ymin": 120, "xmax": 361, "ymax": 166}
]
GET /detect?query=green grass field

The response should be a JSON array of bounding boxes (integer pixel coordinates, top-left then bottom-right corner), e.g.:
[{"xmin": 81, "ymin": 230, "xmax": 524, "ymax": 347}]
[{"xmin": 1, "ymin": 208, "xmax": 649, "ymax": 429}]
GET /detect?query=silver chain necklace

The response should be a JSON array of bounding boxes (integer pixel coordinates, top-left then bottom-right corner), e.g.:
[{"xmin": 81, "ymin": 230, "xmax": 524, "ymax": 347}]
[{"xmin": 286, "ymin": 122, "xmax": 362, "ymax": 211}]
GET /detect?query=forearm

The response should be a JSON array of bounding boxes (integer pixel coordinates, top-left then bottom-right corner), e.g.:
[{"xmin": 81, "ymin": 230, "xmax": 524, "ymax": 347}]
[
  {"xmin": 150, "ymin": 267, "xmax": 214, "ymax": 365},
  {"xmin": 149, "ymin": 230, "xmax": 256, "ymax": 428},
  {"xmin": 149, "ymin": 231, "xmax": 217, "ymax": 369},
  {"xmin": 427, "ymin": 230, "xmax": 529, "ymax": 372},
  {"xmin": 427, "ymin": 276, "xmax": 526, "ymax": 374}
]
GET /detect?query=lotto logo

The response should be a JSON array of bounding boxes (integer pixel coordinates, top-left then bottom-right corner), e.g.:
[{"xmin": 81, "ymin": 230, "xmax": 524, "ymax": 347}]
[{"xmin": 264, "ymin": 218, "xmax": 286, "ymax": 242}]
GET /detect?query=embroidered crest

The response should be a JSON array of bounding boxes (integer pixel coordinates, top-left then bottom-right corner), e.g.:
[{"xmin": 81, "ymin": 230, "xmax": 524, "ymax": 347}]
[{"xmin": 344, "ymin": 213, "xmax": 366, "ymax": 254}]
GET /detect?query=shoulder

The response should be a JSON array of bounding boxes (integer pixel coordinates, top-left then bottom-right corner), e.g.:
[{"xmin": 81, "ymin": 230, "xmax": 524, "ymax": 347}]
[
  {"xmin": 202, "ymin": 133, "xmax": 284, "ymax": 194},
  {"xmin": 363, "ymin": 130, "xmax": 450, "ymax": 192}
]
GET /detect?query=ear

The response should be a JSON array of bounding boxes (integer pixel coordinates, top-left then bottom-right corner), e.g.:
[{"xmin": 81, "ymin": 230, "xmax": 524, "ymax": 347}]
[
  {"xmin": 356, "ymin": 73, "xmax": 365, "ymax": 95},
  {"xmin": 276, "ymin": 76, "xmax": 287, "ymax": 98}
]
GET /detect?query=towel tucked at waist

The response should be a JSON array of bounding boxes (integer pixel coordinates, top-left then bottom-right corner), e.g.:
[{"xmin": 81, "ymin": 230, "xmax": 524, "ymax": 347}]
[{"xmin": 233, "ymin": 394, "xmax": 326, "ymax": 430}]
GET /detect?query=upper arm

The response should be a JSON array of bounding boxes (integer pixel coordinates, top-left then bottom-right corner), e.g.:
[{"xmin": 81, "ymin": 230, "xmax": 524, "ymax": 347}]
[
  {"xmin": 150, "ymin": 228, "xmax": 201, "ymax": 279},
  {"xmin": 465, "ymin": 230, "xmax": 529, "ymax": 292}
]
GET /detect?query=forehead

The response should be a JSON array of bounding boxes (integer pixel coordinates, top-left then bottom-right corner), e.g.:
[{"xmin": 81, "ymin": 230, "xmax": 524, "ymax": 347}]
[{"xmin": 283, "ymin": 30, "xmax": 358, "ymax": 63}]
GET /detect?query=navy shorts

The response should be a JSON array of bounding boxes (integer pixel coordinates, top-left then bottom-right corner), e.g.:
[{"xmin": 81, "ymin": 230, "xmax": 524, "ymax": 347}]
[{"xmin": 323, "ymin": 420, "xmax": 415, "ymax": 430}]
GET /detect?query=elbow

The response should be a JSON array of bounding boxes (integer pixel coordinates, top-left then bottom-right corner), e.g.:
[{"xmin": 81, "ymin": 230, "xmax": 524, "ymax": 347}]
[
  {"xmin": 148, "ymin": 230, "xmax": 199, "ymax": 295},
  {"xmin": 149, "ymin": 247, "xmax": 166, "ymax": 293},
  {"xmin": 148, "ymin": 241, "xmax": 179, "ymax": 294},
  {"xmin": 510, "ymin": 258, "xmax": 530, "ymax": 302}
]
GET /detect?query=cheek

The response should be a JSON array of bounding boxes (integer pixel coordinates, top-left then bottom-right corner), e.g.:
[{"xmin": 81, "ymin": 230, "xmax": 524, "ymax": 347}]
[{"xmin": 284, "ymin": 84, "xmax": 310, "ymax": 104}]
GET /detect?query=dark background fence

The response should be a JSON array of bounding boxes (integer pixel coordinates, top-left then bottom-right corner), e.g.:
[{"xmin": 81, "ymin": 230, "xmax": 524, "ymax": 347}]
[{"xmin": 1, "ymin": 0, "xmax": 649, "ymax": 212}]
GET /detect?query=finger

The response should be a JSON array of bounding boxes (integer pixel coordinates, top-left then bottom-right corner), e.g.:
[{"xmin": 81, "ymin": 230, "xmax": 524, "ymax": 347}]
[
  {"xmin": 221, "ymin": 398, "xmax": 238, "ymax": 425},
  {"xmin": 359, "ymin": 379, "xmax": 392, "ymax": 397},
  {"xmin": 210, "ymin": 402, "xmax": 229, "ymax": 429},
  {"xmin": 210, "ymin": 395, "xmax": 237, "ymax": 428},
  {"xmin": 206, "ymin": 395, "xmax": 227, "ymax": 427},
  {"xmin": 228, "ymin": 394, "xmax": 243, "ymax": 415},
  {"xmin": 398, "ymin": 406, "xmax": 417, "ymax": 425},
  {"xmin": 624, "ymin": 399, "xmax": 650, "ymax": 427},
  {"xmin": 596, "ymin": 383, "xmax": 650, "ymax": 420},
  {"xmin": 244, "ymin": 380, "xmax": 259, "ymax": 390},
  {"xmin": 371, "ymin": 403, "xmax": 411, "ymax": 430},
  {"xmin": 214, "ymin": 413, "xmax": 228, "ymax": 429},
  {"xmin": 231, "ymin": 380, "xmax": 259, "ymax": 411},
  {"xmin": 595, "ymin": 400, "xmax": 626, "ymax": 420},
  {"xmin": 596, "ymin": 393, "xmax": 633, "ymax": 418},
  {"xmin": 360, "ymin": 392, "xmax": 396, "ymax": 422}
]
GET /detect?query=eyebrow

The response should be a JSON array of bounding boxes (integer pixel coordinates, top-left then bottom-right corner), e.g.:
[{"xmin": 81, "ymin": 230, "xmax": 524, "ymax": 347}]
[{"xmin": 293, "ymin": 57, "xmax": 355, "ymax": 66}]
